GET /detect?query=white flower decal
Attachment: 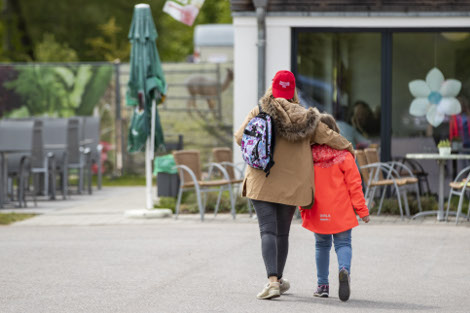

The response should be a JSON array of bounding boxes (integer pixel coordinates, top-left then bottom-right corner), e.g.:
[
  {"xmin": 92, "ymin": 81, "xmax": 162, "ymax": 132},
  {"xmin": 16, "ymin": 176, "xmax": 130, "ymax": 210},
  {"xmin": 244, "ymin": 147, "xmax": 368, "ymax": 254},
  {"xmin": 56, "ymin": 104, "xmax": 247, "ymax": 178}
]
[{"xmin": 409, "ymin": 67, "xmax": 462, "ymax": 127}]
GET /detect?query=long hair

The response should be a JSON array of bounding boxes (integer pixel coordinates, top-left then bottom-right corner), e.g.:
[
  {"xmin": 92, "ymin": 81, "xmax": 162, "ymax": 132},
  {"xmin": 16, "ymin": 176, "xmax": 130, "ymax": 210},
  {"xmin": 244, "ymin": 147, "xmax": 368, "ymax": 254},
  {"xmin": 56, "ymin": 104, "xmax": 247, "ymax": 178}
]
[{"xmin": 320, "ymin": 113, "xmax": 340, "ymax": 133}]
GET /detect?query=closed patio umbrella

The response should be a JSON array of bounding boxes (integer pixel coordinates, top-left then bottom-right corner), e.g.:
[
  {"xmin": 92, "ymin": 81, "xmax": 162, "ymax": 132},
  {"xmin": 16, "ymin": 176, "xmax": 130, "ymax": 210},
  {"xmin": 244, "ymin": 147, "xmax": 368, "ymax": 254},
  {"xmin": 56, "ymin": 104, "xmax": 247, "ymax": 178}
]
[{"xmin": 127, "ymin": 3, "xmax": 167, "ymax": 209}]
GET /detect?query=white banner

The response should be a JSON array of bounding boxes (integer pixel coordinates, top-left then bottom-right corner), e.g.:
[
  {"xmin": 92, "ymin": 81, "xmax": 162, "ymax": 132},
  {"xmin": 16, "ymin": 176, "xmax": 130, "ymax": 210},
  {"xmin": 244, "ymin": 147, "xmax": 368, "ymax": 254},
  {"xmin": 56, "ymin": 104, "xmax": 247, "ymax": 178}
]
[{"xmin": 163, "ymin": 0, "xmax": 205, "ymax": 26}]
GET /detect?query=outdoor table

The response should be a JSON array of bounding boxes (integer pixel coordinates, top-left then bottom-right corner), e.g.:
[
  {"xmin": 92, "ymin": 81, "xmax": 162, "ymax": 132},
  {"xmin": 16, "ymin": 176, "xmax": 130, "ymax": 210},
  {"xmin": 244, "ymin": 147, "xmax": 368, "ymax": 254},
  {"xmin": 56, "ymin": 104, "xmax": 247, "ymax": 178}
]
[
  {"xmin": 44, "ymin": 144, "xmax": 66, "ymax": 150},
  {"xmin": 80, "ymin": 139, "xmax": 94, "ymax": 146},
  {"xmin": 406, "ymin": 153, "xmax": 470, "ymax": 221},
  {"xmin": 0, "ymin": 148, "xmax": 31, "ymax": 208}
]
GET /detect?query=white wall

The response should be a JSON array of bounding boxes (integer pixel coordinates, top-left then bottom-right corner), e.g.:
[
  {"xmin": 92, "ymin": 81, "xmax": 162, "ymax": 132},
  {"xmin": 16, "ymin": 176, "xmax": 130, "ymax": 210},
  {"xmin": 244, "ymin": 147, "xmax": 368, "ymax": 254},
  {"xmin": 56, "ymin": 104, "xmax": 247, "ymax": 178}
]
[
  {"xmin": 232, "ymin": 16, "xmax": 291, "ymax": 164},
  {"xmin": 233, "ymin": 17, "xmax": 257, "ymax": 164},
  {"xmin": 232, "ymin": 15, "xmax": 470, "ymax": 164}
]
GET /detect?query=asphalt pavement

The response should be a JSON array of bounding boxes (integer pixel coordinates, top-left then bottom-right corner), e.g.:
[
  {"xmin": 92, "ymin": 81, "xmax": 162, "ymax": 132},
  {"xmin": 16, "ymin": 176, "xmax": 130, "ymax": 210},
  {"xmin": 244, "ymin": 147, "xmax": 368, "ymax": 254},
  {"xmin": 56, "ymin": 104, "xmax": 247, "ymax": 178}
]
[{"xmin": 1, "ymin": 187, "xmax": 469, "ymax": 313}]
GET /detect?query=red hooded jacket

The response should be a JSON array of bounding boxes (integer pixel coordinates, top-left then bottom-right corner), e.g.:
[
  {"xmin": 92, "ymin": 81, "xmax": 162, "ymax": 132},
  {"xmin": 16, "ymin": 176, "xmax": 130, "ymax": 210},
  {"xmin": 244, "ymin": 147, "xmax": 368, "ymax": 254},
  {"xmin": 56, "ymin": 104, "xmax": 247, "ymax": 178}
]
[{"xmin": 301, "ymin": 145, "xmax": 369, "ymax": 234}]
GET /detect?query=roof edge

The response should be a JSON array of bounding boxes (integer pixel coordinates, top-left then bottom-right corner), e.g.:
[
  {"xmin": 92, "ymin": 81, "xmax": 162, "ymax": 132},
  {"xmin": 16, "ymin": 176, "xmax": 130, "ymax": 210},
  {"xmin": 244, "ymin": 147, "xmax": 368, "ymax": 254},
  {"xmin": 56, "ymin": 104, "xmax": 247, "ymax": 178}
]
[{"xmin": 232, "ymin": 11, "xmax": 470, "ymax": 17}]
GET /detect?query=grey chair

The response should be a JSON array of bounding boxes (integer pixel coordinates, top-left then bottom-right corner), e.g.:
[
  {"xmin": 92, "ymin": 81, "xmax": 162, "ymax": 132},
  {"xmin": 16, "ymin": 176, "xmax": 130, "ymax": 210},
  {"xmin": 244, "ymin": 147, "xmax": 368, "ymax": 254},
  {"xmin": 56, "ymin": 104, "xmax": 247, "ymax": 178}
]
[
  {"xmin": 39, "ymin": 118, "xmax": 89, "ymax": 197},
  {"xmin": 0, "ymin": 120, "xmax": 44, "ymax": 207},
  {"xmin": 80, "ymin": 116, "xmax": 102, "ymax": 194},
  {"xmin": 67, "ymin": 118, "xmax": 89, "ymax": 195},
  {"xmin": 38, "ymin": 118, "xmax": 70, "ymax": 200},
  {"xmin": 0, "ymin": 120, "xmax": 33, "ymax": 207}
]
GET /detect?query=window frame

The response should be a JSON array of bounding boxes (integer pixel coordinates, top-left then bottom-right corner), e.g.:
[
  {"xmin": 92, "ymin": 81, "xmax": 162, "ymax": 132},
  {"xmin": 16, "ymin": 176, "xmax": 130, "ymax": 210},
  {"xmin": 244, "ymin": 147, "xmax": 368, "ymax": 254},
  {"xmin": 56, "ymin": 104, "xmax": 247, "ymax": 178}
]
[{"xmin": 292, "ymin": 27, "xmax": 470, "ymax": 161}]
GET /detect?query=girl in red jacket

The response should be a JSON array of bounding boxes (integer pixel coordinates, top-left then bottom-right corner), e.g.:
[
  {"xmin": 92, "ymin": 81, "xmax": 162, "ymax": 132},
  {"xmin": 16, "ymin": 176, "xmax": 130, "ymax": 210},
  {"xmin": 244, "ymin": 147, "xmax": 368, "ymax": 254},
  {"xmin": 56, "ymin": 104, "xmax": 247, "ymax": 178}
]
[{"xmin": 301, "ymin": 113, "xmax": 370, "ymax": 302}]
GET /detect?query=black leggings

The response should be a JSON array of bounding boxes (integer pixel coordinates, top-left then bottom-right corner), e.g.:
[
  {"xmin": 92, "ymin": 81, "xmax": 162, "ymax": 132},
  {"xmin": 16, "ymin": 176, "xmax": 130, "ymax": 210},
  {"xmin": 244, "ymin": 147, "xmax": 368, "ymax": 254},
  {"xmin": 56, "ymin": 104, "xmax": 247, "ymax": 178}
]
[{"xmin": 251, "ymin": 199, "xmax": 296, "ymax": 279}]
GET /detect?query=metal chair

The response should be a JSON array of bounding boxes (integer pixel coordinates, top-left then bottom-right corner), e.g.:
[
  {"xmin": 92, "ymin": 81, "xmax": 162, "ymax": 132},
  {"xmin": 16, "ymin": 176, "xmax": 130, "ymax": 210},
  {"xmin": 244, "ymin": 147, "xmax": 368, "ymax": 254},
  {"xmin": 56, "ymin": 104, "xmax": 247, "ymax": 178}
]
[
  {"xmin": 80, "ymin": 116, "xmax": 102, "ymax": 194},
  {"xmin": 211, "ymin": 147, "xmax": 252, "ymax": 217},
  {"xmin": 0, "ymin": 120, "xmax": 43, "ymax": 207},
  {"xmin": 173, "ymin": 150, "xmax": 235, "ymax": 221},
  {"xmin": 397, "ymin": 158, "xmax": 431, "ymax": 196},
  {"xmin": 445, "ymin": 165, "xmax": 470, "ymax": 224},
  {"xmin": 392, "ymin": 137, "xmax": 433, "ymax": 195},
  {"xmin": 357, "ymin": 149, "xmax": 421, "ymax": 219},
  {"xmin": 68, "ymin": 118, "xmax": 90, "ymax": 195},
  {"xmin": 40, "ymin": 118, "xmax": 89, "ymax": 197},
  {"xmin": 366, "ymin": 148, "xmax": 422, "ymax": 217},
  {"xmin": 38, "ymin": 118, "xmax": 70, "ymax": 200}
]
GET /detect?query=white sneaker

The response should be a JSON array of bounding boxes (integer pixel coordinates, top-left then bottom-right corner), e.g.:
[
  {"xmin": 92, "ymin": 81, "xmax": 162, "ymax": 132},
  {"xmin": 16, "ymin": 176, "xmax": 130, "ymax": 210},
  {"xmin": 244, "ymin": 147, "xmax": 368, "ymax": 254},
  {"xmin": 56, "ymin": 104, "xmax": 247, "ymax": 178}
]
[
  {"xmin": 279, "ymin": 278, "xmax": 290, "ymax": 294},
  {"xmin": 256, "ymin": 282, "xmax": 280, "ymax": 300}
]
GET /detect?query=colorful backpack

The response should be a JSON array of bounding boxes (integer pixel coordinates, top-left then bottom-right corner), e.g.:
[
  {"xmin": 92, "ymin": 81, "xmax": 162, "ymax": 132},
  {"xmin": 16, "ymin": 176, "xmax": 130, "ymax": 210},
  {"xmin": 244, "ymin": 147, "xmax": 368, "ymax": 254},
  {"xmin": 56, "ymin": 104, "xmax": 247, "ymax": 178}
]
[{"xmin": 240, "ymin": 105, "xmax": 276, "ymax": 177}]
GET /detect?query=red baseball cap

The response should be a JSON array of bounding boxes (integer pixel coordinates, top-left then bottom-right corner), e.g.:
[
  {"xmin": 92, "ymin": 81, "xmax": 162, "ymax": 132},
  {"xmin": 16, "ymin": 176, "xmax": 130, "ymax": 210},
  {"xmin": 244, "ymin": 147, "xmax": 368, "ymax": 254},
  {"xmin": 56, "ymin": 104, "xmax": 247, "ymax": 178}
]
[{"xmin": 272, "ymin": 70, "xmax": 296, "ymax": 99}]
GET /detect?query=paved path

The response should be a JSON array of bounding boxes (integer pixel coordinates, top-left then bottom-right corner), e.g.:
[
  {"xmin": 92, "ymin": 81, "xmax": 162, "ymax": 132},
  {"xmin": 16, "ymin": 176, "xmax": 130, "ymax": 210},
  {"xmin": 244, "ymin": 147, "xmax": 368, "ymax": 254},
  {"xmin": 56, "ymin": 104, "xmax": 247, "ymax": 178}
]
[{"xmin": 1, "ymin": 187, "xmax": 469, "ymax": 312}]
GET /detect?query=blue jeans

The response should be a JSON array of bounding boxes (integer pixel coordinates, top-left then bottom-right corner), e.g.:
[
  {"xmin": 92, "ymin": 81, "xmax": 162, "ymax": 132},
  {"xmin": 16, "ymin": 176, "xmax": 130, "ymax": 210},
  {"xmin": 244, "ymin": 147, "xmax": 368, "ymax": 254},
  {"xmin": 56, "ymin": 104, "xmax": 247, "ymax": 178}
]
[{"xmin": 315, "ymin": 229, "xmax": 352, "ymax": 285}]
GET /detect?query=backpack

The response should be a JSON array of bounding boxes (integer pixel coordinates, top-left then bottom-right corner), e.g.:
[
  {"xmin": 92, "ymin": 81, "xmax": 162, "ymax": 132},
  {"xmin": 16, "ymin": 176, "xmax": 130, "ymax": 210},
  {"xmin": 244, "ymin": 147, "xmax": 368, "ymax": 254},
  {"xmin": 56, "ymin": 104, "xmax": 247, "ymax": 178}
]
[{"xmin": 240, "ymin": 106, "xmax": 276, "ymax": 177}]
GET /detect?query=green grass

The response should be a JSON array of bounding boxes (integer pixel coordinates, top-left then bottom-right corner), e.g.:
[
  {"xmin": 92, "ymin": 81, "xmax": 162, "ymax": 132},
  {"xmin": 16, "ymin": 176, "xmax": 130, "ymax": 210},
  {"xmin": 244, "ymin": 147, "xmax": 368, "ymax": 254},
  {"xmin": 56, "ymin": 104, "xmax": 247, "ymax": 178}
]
[
  {"xmin": 99, "ymin": 175, "xmax": 148, "ymax": 186},
  {"xmin": 69, "ymin": 174, "xmax": 149, "ymax": 187},
  {"xmin": 0, "ymin": 213, "xmax": 36, "ymax": 225}
]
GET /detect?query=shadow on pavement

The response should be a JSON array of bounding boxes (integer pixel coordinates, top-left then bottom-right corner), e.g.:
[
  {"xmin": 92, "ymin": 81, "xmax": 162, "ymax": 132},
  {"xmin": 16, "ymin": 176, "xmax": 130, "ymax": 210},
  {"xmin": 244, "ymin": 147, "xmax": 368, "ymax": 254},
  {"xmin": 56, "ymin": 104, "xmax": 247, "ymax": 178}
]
[{"xmin": 282, "ymin": 294, "xmax": 438, "ymax": 311}]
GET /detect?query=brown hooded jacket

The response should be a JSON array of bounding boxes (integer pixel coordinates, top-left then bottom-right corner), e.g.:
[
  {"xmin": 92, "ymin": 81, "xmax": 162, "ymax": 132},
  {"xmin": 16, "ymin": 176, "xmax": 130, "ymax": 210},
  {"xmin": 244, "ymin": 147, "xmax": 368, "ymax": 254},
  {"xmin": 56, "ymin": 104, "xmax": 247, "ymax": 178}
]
[{"xmin": 235, "ymin": 94, "xmax": 354, "ymax": 207}]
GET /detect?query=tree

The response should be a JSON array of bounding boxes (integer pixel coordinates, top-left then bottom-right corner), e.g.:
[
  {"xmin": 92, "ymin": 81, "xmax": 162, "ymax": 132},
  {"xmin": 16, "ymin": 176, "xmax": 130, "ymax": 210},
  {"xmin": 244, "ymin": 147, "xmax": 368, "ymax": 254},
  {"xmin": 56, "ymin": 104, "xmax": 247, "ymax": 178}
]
[
  {"xmin": 0, "ymin": 65, "xmax": 21, "ymax": 117},
  {"xmin": 0, "ymin": 0, "xmax": 233, "ymax": 62},
  {"xmin": 87, "ymin": 17, "xmax": 130, "ymax": 62},
  {"xmin": 35, "ymin": 33, "xmax": 78, "ymax": 62},
  {"xmin": 4, "ymin": 64, "xmax": 112, "ymax": 117}
]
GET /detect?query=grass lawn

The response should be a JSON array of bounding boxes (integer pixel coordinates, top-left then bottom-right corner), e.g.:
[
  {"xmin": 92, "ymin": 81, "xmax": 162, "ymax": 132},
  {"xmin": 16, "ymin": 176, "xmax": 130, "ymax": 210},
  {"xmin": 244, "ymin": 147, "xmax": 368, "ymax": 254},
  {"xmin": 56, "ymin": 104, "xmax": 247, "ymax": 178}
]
[
  {"xmin": 0, "ymin": 213, "xmax": 36, "ymax": 225},
  {"xmin": 69, "ymin": 174, "xmax": 149, "ymax": 187},
  {"xmin": 99, "ymin": 175, "xmax": 147, "ymax": 186}
]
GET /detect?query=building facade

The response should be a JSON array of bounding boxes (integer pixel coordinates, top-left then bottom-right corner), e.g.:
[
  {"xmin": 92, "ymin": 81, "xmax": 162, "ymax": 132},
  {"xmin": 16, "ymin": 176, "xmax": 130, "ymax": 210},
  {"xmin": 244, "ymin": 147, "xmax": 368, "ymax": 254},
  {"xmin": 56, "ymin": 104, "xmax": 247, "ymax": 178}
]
[{"xmin": 231, "ymin": 1, "xmax": 470, "ymax": 185}]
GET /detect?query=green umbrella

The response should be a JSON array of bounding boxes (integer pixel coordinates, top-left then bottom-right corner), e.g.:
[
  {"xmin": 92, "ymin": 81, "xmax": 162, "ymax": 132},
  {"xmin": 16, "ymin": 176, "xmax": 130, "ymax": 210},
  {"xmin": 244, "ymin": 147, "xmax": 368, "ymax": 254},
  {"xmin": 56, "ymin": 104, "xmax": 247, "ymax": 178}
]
[{"xmin": 126, "ymin": 4, "xmax": 166, "ymax": 153}]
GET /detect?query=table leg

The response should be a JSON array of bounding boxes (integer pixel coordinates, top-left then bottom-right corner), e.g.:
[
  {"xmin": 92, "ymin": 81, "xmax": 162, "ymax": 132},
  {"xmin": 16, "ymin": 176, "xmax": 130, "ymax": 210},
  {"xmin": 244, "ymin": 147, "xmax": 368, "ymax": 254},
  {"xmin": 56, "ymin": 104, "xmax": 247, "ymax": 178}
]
[
  {"xmin": 452, "ymin": 159, "xmax": 457, "ymax": 180},
  {"xmin": 438, "ymin": 160, "xmax": 445, "ymax": 221},
  {"xmin": 0, "ymin": 152, "xmax": 5, "ymax": 208}
]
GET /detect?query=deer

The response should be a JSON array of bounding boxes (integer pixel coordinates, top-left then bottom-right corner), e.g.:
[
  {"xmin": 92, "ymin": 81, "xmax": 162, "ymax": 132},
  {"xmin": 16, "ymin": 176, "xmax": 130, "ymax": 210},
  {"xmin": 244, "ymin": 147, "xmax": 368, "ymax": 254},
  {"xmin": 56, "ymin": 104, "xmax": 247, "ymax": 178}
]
[{"xmin": 185, "ymin": 68, "xmax": 233, "ymax": 114}]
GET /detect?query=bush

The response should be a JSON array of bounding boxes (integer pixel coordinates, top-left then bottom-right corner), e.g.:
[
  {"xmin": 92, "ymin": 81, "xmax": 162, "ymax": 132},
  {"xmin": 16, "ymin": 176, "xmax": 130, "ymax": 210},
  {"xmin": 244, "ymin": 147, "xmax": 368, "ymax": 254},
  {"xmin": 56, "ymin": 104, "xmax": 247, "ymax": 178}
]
[
  {"xmin": 368, "ymin": 193, "xmax": 469, "ymax": 216},
  {"xmin": 369, "ymin": 194, "xmax": 437, "ymax": 215}
]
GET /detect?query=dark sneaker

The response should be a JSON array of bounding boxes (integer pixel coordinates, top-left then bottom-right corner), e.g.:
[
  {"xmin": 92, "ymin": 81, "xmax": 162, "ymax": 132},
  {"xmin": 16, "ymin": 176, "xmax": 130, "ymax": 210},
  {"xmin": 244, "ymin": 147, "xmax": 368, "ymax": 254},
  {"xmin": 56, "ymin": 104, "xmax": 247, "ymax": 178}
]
[
  {"xmin": 313, "ymin": 285, "xmax": 329, "ymax": 297},
  {"xmin": 338, "ymin": 268, "xmax": 350, "ymax": 302}
]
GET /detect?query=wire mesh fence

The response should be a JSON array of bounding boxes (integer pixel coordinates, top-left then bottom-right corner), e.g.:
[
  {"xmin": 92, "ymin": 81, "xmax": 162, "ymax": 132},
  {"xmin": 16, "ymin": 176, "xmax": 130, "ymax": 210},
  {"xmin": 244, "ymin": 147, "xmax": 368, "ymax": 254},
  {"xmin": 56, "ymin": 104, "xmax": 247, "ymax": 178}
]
[
  {"xmin": 0, "ymin": 61, "xmax": 234, "ymax": 176},
  {"xmin": 120, "ymin": 62, "xmax": 234, "ymax": 175}
]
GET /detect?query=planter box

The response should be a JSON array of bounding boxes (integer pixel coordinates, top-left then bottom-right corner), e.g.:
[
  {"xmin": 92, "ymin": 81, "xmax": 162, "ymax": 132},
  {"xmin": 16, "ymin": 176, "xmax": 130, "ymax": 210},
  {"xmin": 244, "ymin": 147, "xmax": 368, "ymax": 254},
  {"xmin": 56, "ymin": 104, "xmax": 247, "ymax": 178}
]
[{"xmin": 439, "ymin": 147, "xmax": 451, "ymax": 156}]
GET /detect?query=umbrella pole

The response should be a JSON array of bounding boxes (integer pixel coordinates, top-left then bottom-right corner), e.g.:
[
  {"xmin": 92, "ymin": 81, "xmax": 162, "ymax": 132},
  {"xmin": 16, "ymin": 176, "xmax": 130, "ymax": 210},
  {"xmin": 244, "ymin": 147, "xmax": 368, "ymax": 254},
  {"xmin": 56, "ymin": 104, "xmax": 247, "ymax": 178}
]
[
  {"xmin": 145, "ymin": 137, "xmax": 153, "ymax": 209},
  {"xmin": 145, "ymin": 99, "xmax": 157, "ymax": 210},
  {"xmin": 150, "ymin": 99, "xmax": 156, "ymax": 160}
]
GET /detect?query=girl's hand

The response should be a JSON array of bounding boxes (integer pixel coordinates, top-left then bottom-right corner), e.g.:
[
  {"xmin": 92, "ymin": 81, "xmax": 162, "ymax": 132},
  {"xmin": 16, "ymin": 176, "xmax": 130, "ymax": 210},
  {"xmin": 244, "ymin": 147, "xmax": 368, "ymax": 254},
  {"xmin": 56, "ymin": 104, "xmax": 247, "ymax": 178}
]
[{"xmin": 362, "ymin": 215, "xmax": 370, "ymax": 223}]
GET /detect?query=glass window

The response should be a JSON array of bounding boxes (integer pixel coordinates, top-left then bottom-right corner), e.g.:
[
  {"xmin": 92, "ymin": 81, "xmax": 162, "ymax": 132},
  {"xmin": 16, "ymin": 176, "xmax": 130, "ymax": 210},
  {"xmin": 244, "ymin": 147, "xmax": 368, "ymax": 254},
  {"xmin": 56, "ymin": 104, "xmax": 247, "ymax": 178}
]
[
  {"xmin": 392, "ymin": 32, "xmax": 470, "ymax": 151},
  {"xmin": 296, "ymin": 32, "xmax": 381, "ymax": 148}
]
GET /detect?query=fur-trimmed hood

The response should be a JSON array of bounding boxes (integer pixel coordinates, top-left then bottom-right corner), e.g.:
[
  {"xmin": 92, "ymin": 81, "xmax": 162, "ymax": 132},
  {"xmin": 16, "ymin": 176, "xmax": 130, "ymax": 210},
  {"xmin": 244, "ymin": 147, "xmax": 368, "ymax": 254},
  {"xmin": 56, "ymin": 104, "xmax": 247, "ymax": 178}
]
[{"xmin": 260, "ymin": 94, "xmax": 320, "ymax": 142}]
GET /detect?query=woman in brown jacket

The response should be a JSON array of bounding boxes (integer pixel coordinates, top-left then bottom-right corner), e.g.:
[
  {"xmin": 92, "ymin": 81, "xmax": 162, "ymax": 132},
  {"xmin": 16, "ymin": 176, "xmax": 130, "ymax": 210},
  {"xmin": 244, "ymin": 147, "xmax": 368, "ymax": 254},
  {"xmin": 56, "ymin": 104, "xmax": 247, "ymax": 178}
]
[{"xmin": 234, "ymin": 70, "xmax": 354, "ymax": 300}]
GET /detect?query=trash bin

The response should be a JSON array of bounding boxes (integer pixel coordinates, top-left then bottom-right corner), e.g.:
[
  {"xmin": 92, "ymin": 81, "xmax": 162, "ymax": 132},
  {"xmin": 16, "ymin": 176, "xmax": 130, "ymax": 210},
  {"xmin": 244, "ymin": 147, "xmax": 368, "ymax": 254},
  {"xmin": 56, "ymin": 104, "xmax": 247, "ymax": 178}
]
[{"xmin": 154, "ymin": 154, "xmax": 180, "ymax": 197}]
